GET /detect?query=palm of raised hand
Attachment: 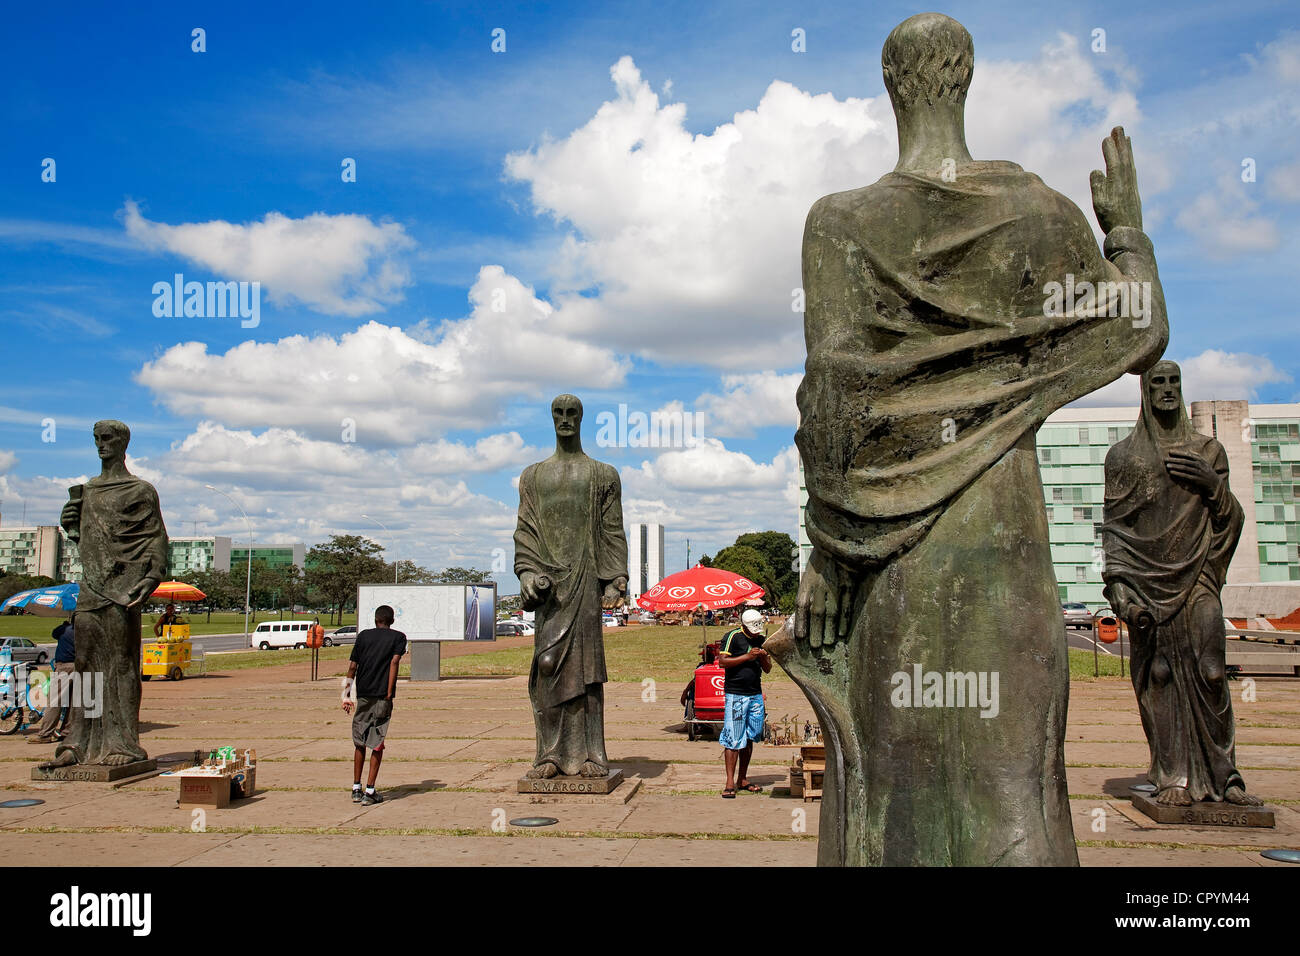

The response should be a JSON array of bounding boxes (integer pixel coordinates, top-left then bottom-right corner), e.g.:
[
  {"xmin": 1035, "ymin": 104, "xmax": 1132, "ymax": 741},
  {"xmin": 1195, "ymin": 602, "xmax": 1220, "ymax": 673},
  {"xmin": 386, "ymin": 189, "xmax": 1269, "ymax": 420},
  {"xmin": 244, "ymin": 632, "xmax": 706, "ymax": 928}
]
[{"xmin": 1090, "ymin": 126, "xmax": 1143, "ymax": 234}]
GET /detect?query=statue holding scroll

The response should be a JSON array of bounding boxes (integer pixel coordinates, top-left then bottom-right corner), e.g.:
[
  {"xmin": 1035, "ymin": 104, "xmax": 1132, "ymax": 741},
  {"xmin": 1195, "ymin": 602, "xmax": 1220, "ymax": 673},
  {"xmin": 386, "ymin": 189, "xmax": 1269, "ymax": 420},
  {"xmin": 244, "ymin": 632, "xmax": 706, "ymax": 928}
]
[{"xmin": 1102, "ymin": 361, "xmax": 1261, "ymax": 809}]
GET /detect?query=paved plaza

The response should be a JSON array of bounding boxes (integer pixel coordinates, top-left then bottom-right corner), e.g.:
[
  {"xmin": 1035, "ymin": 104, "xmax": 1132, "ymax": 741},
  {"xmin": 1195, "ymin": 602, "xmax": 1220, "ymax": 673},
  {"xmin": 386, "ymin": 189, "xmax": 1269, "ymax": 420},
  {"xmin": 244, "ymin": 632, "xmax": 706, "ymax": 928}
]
[{"xmin": 2, "ymin": 655, "xmax": 1297, "ymax": 866}]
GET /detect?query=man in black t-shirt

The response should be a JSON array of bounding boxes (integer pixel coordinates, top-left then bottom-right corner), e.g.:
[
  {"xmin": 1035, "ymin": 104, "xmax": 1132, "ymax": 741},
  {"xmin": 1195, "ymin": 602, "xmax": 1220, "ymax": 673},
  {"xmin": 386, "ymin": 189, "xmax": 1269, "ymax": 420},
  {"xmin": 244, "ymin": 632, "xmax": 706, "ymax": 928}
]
[
  {"xmin": 342, "ymin": 605, "xmax": 407, "ymax": 805},
  {"xmin": 717, "ymin": 609, "xmax": 771, "ymax": 798}
]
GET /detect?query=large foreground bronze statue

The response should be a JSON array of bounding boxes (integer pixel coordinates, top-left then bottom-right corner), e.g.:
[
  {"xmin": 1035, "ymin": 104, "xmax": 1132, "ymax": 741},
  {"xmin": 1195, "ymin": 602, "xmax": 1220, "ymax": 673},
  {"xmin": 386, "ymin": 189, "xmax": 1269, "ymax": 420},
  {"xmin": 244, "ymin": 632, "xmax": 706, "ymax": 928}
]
[
  {"xmin": 41, "ymin": 420, "xmax": 167, "ymax": 773},
  {"xmin": 770, "ymin": 14, "xmax": 1168, "ymax": 865},
  {"xmin": 514, "ymin": 394, "xmax": 628, "ymax": 778},
  {"xmin": 1102, "ymin": 361, "xmax": 1261, "ymax": 809}
]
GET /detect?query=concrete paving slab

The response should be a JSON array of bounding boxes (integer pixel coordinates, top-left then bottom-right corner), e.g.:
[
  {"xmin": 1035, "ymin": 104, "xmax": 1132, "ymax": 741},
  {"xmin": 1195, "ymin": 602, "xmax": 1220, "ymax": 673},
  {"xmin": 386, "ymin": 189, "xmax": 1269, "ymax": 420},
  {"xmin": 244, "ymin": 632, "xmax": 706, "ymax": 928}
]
[
  {"xmin": 0, "ymin": 831, "xmax": 241, "ymax": 866},
  {"xmin": 1064, "ymin": 764, "xmax": 1300, "ymax": 800},
  {"xmin": 176, "ymin": 833, "xmax": 642, "ymax": 866}
]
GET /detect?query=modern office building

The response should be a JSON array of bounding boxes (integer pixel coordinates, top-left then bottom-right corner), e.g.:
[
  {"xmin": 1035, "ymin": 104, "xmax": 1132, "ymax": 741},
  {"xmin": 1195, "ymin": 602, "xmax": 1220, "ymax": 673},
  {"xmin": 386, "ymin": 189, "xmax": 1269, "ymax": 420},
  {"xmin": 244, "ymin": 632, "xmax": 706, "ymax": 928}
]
[
  {"xmin": 796, "ymin": 479, "xmax": 811, "ymax": 576},
  {"xmin": 0, "ymin": 525, "xmax": 64, "ymax": 579},
  {"xmin": 626, "ymin": 522, "xmax": 666, "ymax": 603},
  {"xmin": 167, "ymin": 536, "xmax": 232, "ymax": 575},
  {"xmin": 230, "ymin": 543, "xmax": 306, "ymax": 571},
  {"xmin": 796, "ymin": 401, "xmax": 1300, "ymax": 608}
]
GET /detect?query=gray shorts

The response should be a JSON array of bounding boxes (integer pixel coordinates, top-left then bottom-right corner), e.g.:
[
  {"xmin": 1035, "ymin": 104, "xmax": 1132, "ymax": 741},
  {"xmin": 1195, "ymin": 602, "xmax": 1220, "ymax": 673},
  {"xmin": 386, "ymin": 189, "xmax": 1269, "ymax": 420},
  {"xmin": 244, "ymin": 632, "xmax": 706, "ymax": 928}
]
[{"xmin": 352, "ymin": 697, "xmax": 393, "ymax": 750}]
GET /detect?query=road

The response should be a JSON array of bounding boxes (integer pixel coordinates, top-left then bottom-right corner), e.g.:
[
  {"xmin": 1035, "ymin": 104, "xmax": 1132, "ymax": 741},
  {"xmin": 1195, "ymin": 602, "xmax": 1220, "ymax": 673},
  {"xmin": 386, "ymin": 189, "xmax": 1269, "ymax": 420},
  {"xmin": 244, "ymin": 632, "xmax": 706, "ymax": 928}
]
[{"xmin": 1066, "ymin": 626, "xmax": 1128, "ymax": 658}]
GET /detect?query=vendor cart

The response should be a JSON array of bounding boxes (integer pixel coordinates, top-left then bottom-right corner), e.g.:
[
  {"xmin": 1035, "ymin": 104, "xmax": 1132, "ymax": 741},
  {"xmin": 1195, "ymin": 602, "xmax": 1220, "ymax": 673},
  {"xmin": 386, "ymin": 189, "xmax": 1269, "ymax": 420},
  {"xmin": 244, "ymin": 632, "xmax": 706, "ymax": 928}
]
[
  {"xmin": 142, "ymin": 623, "xmax": 193, "ymax": 681},
  {"xmin": 682, "ymin": 642, "xmax": 726, "ymax": 741}
]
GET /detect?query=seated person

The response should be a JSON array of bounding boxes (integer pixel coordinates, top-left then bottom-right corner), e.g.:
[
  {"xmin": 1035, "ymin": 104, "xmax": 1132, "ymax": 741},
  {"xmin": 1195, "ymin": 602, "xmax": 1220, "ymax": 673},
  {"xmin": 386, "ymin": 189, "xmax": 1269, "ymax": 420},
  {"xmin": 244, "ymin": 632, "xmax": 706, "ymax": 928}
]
[
  {"xmin": 679, "ymin": 643, "xmax": 720, "ymax": 706},
  {"xmin": 153, "ymin": 603, "xmax": 185, "ymax": 638}
]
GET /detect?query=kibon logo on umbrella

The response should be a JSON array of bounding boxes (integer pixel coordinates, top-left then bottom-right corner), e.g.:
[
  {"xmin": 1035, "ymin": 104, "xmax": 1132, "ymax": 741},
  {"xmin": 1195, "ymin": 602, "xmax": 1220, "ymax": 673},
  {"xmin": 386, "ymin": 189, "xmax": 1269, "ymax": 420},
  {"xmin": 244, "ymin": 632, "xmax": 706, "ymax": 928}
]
[
  {"xmin": 0, "ymin": 583, "xmax": 79, "ymax": 617},
  {"xmin": 635, "ymin": 565, "xmax": 764, "ymax": 612}
]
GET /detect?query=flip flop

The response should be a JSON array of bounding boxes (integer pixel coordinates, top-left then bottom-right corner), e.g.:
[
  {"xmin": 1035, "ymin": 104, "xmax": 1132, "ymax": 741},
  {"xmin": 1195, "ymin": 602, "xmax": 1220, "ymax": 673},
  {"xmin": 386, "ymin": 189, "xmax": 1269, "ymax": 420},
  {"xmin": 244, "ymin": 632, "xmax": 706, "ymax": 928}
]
[
  {"xmin": 721, "ymin": 788, "xmax": 736, "ymax": 798},
  {"xmin": 737, "ymin": 782, "xmax": 762, "ymax": 792}
]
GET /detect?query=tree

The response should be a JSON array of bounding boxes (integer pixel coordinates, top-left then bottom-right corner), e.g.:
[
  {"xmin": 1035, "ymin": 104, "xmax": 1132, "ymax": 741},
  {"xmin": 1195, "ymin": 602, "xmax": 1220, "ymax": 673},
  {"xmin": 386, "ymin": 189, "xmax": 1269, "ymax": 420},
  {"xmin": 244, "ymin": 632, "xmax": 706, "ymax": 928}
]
[
  {"xmin": 697, "ymin": 554, "xmax": 713, "ymax": 567},
  {"xmin": 734, "ymin": 531, "xmax": 799, "ymax": 607},
  {"xmin": 306, "ymin": 535, "xmax": 388, "ymax": 625},
  {"xmin": 178, "ymin": 568, "xmax": 240, "ymax": 622},
  {"xmin": 393, "ymin": 559, "xmax": 435, "ymax": 584},
  {"xmin": 432, "ymin": 567, "xmax": 493, "ymax": 583},
  {"xmin": 711, "ymin": 544, "xmax": 776, "ymax": 602}
]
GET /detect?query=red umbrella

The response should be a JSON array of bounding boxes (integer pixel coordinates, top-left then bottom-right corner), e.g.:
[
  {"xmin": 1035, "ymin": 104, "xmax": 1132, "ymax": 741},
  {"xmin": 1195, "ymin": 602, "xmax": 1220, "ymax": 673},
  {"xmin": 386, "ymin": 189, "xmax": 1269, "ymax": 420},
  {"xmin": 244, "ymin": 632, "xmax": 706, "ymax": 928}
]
[{"xmin": 636, "ymin": 564, "xmax": 764, "ymax": 611}]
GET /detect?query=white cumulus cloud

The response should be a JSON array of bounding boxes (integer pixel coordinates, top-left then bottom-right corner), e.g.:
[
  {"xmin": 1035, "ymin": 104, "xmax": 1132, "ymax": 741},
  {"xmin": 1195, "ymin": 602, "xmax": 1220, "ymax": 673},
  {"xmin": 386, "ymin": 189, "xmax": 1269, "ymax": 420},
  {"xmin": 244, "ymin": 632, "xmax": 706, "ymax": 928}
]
[
  {"xmin": 134, "ymin": 266, "xmax": 629, "ymax": 444},
  {"xmin": 504, "ymin": 40, "xmax": 1149, "ymax": 369},
  {"xmin": 696, "ymin": 372, "xmax": 801, "ymax": 437},
  {"xmin": 122, "ymin": 200, "xmax": 415, "ymax": 317},
  {"xmin": 1069, "ymin": 349, "xmax": 1291, "ymax": 407}
]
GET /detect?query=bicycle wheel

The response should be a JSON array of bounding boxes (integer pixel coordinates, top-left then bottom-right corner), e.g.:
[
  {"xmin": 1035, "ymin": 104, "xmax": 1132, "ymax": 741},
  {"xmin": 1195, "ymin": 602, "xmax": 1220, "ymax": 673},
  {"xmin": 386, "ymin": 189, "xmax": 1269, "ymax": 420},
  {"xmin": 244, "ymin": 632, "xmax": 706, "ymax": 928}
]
[{"xmin": 0, "ymin": 706, "xmax": 23, "ymax": 735}]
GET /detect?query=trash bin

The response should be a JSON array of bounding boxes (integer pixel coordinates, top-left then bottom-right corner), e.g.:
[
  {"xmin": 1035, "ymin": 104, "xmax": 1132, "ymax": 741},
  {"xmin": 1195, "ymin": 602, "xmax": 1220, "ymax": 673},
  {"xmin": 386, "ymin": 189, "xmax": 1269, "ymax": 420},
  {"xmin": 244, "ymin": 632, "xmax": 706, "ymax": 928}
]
[{"xmin": 1095, "ymin": 615, "xmax": 1119, "ymax": 644}]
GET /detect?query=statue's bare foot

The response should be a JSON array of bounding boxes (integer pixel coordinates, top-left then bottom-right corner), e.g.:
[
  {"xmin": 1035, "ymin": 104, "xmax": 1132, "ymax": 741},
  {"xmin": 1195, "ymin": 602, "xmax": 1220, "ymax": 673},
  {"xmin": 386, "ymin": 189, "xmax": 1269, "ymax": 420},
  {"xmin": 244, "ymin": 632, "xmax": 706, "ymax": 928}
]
[
  {"xmin": 525, "ymin": 762, "xmax": 559, "ymax": 779},
  {"xmin": 101, "ymin": 753, "xmax": 141, "ymax": 767},
  {"xmin": 1225, "ymin": 785, "xmax": 1263, "ymax": 806},
  {"xmin": 579, "ymin": 760, "xmax": 606, "ymax": 778},
  {"xmin": 1155, "ymin": 786, "xmax": 1193, "ymax": 807},
  {"xmin": 38, "ymin": 750, "xmax": 78, "ymax": 770}
]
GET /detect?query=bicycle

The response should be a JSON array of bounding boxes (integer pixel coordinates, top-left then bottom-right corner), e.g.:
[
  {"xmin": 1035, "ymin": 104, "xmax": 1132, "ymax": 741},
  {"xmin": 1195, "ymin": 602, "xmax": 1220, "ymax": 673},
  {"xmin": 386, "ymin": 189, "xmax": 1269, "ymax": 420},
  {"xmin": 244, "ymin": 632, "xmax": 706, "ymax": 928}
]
[{"xmin": 0, "ymin": 661, "xmax": 48, "ymax": 735}]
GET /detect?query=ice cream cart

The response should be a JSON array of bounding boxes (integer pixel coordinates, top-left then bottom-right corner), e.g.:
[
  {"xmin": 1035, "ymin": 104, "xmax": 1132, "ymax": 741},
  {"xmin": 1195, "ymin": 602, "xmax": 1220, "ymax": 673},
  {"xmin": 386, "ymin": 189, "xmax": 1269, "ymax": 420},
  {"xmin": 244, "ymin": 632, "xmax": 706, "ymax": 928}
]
[{"xmin": 142, "ymin": 623, "xmax": 193, "ymax": 681}]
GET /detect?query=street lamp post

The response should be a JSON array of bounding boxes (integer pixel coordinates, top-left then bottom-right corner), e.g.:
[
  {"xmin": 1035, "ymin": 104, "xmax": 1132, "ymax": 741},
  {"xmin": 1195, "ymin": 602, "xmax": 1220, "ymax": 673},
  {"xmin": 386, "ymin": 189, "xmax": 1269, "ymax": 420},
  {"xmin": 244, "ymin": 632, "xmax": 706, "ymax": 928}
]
[
  {"xmin": 362, "ymin": 514, "xmax": 399, "ymax": 583},
  {"xmin": 206, "ymin": 484, "xmax": 253, "ymax": 640}
]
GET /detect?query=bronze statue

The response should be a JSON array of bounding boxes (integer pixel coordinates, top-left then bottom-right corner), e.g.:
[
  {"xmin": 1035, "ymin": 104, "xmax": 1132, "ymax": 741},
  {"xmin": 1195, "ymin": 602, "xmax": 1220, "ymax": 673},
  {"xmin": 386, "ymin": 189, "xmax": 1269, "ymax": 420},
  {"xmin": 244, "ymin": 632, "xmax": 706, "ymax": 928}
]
[
  {"xmin": 514, "ymin": 394, "xmax": 628, "ymax": 778},
  {"xmin": 1102, "ymin": 361, "xmax": 1261, "ymax": 808},
  {"xmin": 41, "ymin": 420, "xmax": 167, "ymax": 772},
  {"xmin": 771, "ymin": 13, "xmax": 1168, "ymax": 865}
]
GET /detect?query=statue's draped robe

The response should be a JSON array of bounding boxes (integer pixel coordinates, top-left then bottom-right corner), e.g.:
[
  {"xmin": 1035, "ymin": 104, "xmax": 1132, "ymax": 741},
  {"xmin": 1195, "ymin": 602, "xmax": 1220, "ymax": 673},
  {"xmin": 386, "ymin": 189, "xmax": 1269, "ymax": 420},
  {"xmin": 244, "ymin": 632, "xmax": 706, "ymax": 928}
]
[
  {"xmin": 791, "ymin": 162, "xmax": 1165, "ymax": 865},
  {"xmin": 57, "ymin": 475, "xmax": 167, "ymax": 765},
  {"xmin": 1101, "ymin": 383, "xmax": 1244, "ymax": 801},
  {"xmin": 514, "ymin": 457, "xmax": 627, "ymax": 775}
]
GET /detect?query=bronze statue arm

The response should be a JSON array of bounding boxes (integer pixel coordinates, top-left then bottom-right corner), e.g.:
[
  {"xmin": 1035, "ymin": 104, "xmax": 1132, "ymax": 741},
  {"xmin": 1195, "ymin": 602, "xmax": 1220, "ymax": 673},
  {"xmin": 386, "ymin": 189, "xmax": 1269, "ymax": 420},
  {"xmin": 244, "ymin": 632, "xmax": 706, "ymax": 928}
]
[{"xmin": 1090, "ymin": 127, "xmax": 1168, "ymax": 374}]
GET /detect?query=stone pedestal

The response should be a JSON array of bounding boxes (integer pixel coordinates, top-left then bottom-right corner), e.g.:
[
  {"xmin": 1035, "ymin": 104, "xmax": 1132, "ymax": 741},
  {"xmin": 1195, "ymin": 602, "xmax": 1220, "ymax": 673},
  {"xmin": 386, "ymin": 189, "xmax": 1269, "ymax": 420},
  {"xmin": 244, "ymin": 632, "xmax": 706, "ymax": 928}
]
[
  {"xmin": 32, "ymin": 759, "xmax": 157, "ymax": 783},
  {"xmin": 409, "ymin": 641, "xmax": 441, "ymax": 681},
  {"xmin": 517, "ymin": 768, "xmax": 623, "ymax": 795},
  {"xmin": 1132, "ymin": 793, "xmax": 1275, "ymax": 828}
]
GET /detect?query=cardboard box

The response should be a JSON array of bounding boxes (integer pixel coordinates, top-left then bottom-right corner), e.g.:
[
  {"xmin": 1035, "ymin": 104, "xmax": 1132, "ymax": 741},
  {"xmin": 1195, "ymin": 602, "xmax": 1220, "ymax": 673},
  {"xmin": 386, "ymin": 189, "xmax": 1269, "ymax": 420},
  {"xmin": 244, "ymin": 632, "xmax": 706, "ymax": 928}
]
[
  {"xmin": 178, "ymin": 773, "xmax": 232, "ymax": 810},
  {"xmin": 231, "ymin": 765, "xmax": 256, "ymax": 800},
  {"xmin": 171, "ymin": 748, "xmax": 257, "ymax": 808}
]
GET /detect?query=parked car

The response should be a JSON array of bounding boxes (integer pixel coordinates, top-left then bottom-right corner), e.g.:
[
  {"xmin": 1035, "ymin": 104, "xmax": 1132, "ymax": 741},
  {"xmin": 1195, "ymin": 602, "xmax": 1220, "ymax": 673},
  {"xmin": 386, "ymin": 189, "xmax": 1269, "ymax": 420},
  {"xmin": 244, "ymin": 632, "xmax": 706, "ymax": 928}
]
[
  {"xmin": 602, "ymin": 615, "xmax": 622, "ymax": 628},
  {"xmin": 495, "ymin": 621, "xmax": 531, "ymax": 637},
  {"xmin": 1061, "ymin": 603, "xmax": 1094, "ymax": 630},
  {"xmin": 326, "ymin": 625, "xmax": 357, "ymax": 646},
  {"xmin": 0, "ymin": 637, "xmax": 49, "ymax": 664}
]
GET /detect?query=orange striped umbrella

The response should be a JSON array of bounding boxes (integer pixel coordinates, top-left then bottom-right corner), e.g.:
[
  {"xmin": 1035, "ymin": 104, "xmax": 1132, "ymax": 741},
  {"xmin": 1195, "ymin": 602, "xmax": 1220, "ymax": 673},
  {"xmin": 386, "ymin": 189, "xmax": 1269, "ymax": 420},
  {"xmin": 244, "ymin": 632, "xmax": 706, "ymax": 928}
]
[{"xmin": 150, "ymin": 581, "xmax": 207, "ymax": 602}]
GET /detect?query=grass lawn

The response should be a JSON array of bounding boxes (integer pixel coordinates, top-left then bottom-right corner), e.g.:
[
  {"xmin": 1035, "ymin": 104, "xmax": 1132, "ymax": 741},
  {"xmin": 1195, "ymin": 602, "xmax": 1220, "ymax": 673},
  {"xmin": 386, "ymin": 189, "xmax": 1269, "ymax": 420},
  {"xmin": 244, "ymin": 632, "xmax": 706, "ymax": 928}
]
[
  {"xmin": 6, "ymin": 610, "xmax": 1133, "ymax": 686},
  {"xmin": 0, "ymin": 610, "xmax": 358, "ymax": 642}
]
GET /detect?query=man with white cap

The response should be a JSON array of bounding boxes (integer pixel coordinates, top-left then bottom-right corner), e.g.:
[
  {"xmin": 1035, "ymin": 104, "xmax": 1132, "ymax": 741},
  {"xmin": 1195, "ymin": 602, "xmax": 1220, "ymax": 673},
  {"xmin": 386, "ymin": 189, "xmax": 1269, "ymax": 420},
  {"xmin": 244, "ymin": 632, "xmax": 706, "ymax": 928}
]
[{"xmin": 717, "ymin": 608, "xmax": 771, "ymax": 797}]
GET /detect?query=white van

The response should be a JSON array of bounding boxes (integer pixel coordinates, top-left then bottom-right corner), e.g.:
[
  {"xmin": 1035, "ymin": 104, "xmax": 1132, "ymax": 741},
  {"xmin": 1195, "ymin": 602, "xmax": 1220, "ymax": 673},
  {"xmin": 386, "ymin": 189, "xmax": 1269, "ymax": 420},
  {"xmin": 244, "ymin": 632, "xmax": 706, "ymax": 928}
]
[{"xmin": 251, "ymin": 620, "xmax": 314, "ymax": 650}]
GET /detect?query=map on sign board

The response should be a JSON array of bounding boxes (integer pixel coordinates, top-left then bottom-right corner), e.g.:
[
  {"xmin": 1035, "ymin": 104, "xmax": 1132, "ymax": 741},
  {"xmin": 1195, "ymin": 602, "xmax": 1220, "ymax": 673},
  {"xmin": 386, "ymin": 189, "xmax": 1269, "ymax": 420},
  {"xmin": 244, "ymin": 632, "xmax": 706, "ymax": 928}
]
[{"xmin": 355, "ymin": 583, "xmax": 496, "ymax": 642}]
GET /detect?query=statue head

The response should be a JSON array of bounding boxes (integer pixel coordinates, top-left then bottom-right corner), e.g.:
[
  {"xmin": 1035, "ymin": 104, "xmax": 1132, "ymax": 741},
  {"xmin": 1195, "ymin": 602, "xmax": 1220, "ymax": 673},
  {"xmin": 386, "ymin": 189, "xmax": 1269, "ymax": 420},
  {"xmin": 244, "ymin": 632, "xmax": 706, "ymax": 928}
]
[
  {"xmin": 93, "ymin": 420, "xmax": 131, "ymax": 462},
  {"xmin": 551, "ymin": 394, "xmax": 583, "ymax": 440},
  {"xmin": 882, "ymin": 13, "xmax": 974, "ymax": 115},
  {"xmin": 1144, "ymin": 360, "xmax": 1184, "ymax": 416}
]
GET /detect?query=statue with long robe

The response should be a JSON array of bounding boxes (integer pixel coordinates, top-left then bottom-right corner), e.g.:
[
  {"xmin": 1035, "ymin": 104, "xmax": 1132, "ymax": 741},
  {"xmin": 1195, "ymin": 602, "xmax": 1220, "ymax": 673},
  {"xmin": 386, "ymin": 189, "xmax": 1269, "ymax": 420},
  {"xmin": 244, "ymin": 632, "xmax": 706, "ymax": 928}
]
[
  {"xmin": 1102, "ymin": 361, "xmax": 1261, "ymax": 808},
  {"xmin": 514, "ymin": 394, "xmax": 628, "ymax": 778},
  {"xmin": 41, "ymin": 420, "xmax": 167, "ymax": 770},
  {"xmin": 769, "ymin": 14, "xmax": 1169, "ymax": 866}
]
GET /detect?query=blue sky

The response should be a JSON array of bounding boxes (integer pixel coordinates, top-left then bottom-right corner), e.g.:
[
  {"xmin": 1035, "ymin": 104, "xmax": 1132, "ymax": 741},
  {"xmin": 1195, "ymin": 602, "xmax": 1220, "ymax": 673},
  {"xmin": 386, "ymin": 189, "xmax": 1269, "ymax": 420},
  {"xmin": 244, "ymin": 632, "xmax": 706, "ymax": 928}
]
[{"xmin": 1, "ymin": 0, "xmax": 1297, "ymax": 587}]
